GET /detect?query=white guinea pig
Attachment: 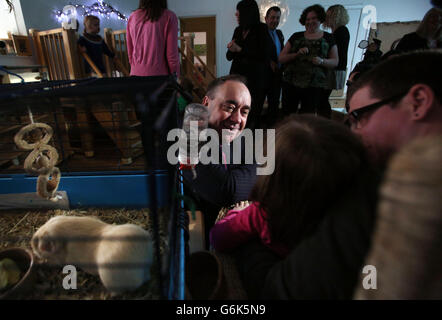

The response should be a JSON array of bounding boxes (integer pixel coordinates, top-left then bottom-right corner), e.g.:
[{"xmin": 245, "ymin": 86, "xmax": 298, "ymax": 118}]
[{"xmin": 31, "ymin": 215, "xmax": 154, "ymax": 296}]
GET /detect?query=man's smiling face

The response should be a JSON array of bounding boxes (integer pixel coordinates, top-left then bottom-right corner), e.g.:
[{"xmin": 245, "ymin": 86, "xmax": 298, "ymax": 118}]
[{"xmin": 203, "ymin": 80, "xmax": 251, "ymax": 144}]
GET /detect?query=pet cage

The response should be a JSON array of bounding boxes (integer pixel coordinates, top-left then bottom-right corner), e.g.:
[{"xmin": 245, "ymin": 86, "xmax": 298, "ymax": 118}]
[{"xmin": 0, "ymin": 75, "xmax": 189, "ymax": 300}]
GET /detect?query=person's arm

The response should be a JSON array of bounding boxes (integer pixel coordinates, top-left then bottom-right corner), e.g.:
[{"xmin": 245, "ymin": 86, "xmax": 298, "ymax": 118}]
[
  {"xmin": 312, "ymin": 44, "xmax": 338, "ymax": 68},
  {"xmin": 102, "ymin": 41, "xmax": 115, "ymax": 59},
  {"xmin": 77, "ymin": 37, "xmax": 87, "ymax": 53},
  {"xmin": 210, "ymin": 202, "xmax": 262, "ymax": 252},
  {"xmin": 278, "ymin": 41, "xmax": 307, "ymax": 64},
  {"xmin": 325, "ymin": 44, "xmax": 339, "ymax": 68},
  {"xmin": 182, "ymin": 161, "xmax": 258, "ymax": 208},
  {"xmin": 227, "ymin": 25, "xmax": 267, "ymax": 62},
  {"xmin": 166, "ymin": 12, "xmax": 180, "ymax": 77},
  {"xmin": 126, "ymin": 18, "xmax": 133, "ymax": 65},
  {"xmin": 226, "ymin": 27, "xmax": 241, "ymax": 61}
]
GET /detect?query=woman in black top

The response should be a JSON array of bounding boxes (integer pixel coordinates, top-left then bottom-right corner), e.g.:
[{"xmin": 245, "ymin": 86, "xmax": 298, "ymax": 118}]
[
  {"xmin": 396, "ymin": 8, "xmax": 442, "ymax": 52},
  {"xmin": 227, "ymin": 0, "xmax": 268, "ymax": 128},
  {"xmin": 324, "ymin": 5, "xmax": 350, "ymax": 90}
]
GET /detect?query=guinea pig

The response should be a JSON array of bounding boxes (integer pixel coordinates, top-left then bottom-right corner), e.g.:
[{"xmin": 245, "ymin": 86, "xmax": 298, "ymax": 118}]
[{"xmin": 31, "ymin": 215, "xmax": 154, "ymax": 296}]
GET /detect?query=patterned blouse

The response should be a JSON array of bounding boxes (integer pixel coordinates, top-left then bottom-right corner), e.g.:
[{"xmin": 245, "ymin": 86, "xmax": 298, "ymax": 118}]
[{"xmin": 283, "ymin": 31, "xmax": 335, "ymax": 89}]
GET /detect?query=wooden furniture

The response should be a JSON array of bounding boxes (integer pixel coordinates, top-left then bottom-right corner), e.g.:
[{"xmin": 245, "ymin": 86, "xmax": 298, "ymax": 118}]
[
  {"xmin": 103, "ymin": 28, "xmax": 130, "ymax": 77},
  {"xmin": 27, "ymin": 28, "xmax": 141, "ymax": 163},
  {"xmin": 0, "ymin": 32, "xmax": 32, "ymax": 56},
  {"xmin": 29, "ymin": 28, "xmax": 83, "ymax": 81},
  {"xmin": 178, "ymin": 35, "xmax": 216, "ymax": 101},
  {"xmin": 7, "ymin": 31, "xmax": 32, "ymax": 56}
]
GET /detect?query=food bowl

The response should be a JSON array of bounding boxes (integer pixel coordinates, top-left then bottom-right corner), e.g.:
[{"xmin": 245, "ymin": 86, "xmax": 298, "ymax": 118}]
[
  {"xmin": 0, "ymin": 248, "xmax": 36, "ymax": 300},
  {"xmin": 186, "ymin": 251, "xmax": 226, "ymax": 300}
]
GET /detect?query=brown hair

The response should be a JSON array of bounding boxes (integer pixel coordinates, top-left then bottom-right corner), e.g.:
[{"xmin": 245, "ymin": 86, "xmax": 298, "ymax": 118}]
[
  {"xmin": 299, "ymin": 4, "xmax": 326, "ymax": 26},
  {"xmin": 324, "ymin": 4, "xmax": 350, "ymax": 30},
  {"xmin": 347, "ymin": 50, "xmax": 442, "ymax": 104},
  {"xmin": 250, "ymin": 114, "xmax": 370, "ymax": 248},
  {"xmin": 84, "ymin": 15, "xmax": 99, "ymax": 25},
  {"xmin": 138, "ymin": 0, "xmax": 167, "ymax": 22}
]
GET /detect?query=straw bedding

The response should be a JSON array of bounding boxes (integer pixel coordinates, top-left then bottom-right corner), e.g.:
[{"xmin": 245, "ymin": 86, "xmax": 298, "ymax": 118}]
[{"xmin": 0, "ymin": 207, "xmax": 169, "ymax": 300}]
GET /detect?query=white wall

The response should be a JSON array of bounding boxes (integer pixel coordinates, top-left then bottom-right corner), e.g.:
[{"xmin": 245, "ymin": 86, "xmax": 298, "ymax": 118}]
[
  {"xmin": 0, "ymin": 0, "xmax": 26, "ymax": 37},
  {"xmin": 169, "ymin": 0, "xmax": 433, "ymax": 77}
]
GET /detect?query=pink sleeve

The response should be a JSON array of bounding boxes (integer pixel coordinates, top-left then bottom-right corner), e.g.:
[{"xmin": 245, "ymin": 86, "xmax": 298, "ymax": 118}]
[
  {"xmin": 126, "ymin": 16, "xmax": 133, "ymax": 65},
  {"xmin": 209, "ymin": 202, "xmax": 265, "ymax": 252},
  {"xmin": 165, "ymin": 12, "xmax": 180, "ymax": 77}
]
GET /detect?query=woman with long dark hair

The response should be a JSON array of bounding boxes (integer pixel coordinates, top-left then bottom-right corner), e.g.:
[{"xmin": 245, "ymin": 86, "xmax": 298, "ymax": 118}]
[
  {"xmin": 126, "ymin": 0, "xmax": 180, "ymax": 76},
  {"xmin": 226, "ymin": 0, "xmax": 268, "ymax": 128}
]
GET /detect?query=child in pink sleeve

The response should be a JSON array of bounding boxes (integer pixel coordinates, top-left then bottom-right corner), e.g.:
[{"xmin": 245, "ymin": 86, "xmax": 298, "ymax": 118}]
[
  {"xmin": 210, "ymin": 114, "xmax": 371, "ymax": 257},
  {"xmin": 126, "ymin": 1, "xmax": 180, "ymax": 77},
  {"xmin": 210, "ymin": 202, "xmax": 289, "ymax": 257}
]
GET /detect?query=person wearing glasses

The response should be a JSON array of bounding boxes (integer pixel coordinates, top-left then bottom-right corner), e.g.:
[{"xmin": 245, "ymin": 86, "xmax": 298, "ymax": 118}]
[
  {"xmin": 346, "ymin": 50, "xmax": 442, "ymax": 168},
  {"xmin": 231, "ymin": 50, "xmax": 442, "ymax": 299}
]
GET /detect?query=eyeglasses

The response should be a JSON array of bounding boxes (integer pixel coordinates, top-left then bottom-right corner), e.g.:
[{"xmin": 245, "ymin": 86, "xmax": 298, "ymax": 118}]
[{"xmin": 345, "ymin": 91, "xmax": 407, "ymax": 129}]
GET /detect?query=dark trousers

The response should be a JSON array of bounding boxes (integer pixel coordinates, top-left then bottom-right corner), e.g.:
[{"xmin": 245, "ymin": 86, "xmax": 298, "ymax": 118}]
[{"xmin": 281, "ymin": 82, "xmax": 331, "ymax": 119}]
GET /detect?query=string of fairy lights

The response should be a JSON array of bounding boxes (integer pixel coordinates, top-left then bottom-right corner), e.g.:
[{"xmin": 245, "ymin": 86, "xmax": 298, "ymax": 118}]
[{"xmin": 54, "ymin": 0, "xmax": 128, "ymax": 22}]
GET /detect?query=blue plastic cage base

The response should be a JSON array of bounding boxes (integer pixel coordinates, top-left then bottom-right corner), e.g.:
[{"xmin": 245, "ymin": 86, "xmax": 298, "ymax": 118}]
[
  {"xmin": 0, "ymin": 191, "xmax": 69, "ymax": 210},
  {"xmin": 0, "ymin": 171, "xmax": 170, "ymax": 209}
]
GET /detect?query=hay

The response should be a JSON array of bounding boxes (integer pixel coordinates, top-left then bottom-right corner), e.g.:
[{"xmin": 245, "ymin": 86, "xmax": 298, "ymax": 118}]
[{"xmin": 0, "ymin": 207, "xmax": 169, "ymax": 300}]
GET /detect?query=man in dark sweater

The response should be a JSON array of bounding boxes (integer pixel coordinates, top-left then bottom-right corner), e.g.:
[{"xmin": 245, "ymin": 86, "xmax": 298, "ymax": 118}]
[
  {"xmin": 234, "ymin": 51, "xmax": 442, "ymax": 299},
  {"xmin": 182, "ymin": 75, "xmax": 258, "ymax": 249}
]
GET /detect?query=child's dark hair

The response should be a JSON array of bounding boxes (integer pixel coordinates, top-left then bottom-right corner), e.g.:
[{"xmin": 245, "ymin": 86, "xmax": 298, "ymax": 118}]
[{"xmin": 250, "ymin": 114, "xmax": 370, "ymax": 248}]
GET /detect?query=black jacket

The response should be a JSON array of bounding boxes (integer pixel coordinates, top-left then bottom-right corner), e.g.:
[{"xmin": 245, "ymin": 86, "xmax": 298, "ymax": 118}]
[
  {"xmin": 396, "ymin": 32, "xmax": 442, "ymax": 53},
  {"xmin": 226, "ymin": 23, "xmax": 269, "ymax": 90}
]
